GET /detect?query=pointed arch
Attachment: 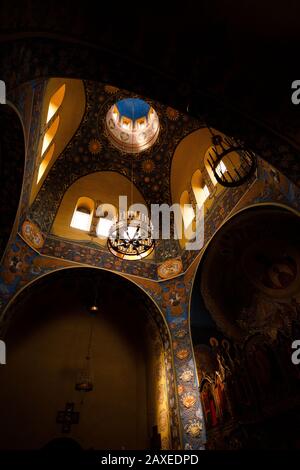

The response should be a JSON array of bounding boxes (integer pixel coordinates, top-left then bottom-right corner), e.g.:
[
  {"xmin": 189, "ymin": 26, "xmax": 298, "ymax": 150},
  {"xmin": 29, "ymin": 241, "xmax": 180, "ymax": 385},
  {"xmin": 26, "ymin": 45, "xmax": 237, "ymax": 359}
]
[{"xmin": 0, "ymin": 267, "xmax": 176, "ymax": 450}]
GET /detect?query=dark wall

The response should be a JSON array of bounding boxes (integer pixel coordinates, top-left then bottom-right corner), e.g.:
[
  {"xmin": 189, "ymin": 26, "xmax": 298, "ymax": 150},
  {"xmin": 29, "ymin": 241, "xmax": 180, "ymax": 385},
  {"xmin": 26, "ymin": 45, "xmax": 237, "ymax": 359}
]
[{"xmin": 0, "ymin": 269, "xmax": 163, "ymax": 450}]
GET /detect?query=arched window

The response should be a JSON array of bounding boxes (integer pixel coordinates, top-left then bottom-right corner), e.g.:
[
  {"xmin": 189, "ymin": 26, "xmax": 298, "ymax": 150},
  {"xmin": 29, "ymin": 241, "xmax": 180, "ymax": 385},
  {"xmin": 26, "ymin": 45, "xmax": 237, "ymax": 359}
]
[
  {"xmin": 191, "ymin": 169, "xmax": 210, "ymax": 208},
  {"xmin": 70, "ymin": 197, "xmax": 94, "ymax": 232},
  {"xmin": 41, "ymin": 115, "xmax": 60, "ymax": 156},
  {"xmin": 46, "ymin": 84, "xmax": 66, "ymax": 123},
  {"xmin": 204, "ymin": 146, "xmax": 227, "ymax": 186},
  {"xmin": 180, "ymin": 191, "xmax": 195, "ymax": 241},
  {"xmin": 37, "ymin": 144, "xmax": 55, "ymax": 183},
  {"xmin": 96, "ymin": 203, "xmax": 117, "ymax": 239}
]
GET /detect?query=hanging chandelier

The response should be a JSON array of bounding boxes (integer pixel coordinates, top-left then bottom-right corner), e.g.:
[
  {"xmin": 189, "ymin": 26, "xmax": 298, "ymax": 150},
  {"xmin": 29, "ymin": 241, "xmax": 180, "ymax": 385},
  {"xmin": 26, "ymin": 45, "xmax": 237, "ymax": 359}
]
[
  {"xmin": 107, "ymin": 210, "xmax": 154, "ymax": 260},
  {"xmin": 75, "ymin": 356, "xmax": 93, "ymax": 392},
  {"xmin": 207, "ymin": 132, "xmax": 257, "ymax": 187}
]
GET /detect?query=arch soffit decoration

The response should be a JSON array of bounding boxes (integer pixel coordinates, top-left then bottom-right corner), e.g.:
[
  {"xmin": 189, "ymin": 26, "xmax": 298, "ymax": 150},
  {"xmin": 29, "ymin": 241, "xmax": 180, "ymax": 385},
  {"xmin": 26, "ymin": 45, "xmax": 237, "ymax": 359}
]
[
  {"xmin": 7, "ymin": 79, "xmax": 300, "ymax": 282},
  {"xmin": 51, "ymin": 170, "xmax": 148, "ymax": 245},
  {"xmin": 1, "ymin": 265, "xmax": 172, "ymax": 343}
]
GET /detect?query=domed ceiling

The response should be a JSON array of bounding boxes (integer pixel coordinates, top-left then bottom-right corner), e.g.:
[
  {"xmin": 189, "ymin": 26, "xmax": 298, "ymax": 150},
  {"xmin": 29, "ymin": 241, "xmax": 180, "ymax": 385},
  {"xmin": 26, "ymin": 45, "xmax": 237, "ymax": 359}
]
[
  {"xmin": 22, "ymin": 79, "xmax": 203, "ymax": 277},
  {"xmin": 11, "ymin": 77, "xmax": 300, "ymax": 281},
  {"xmin": 106, "ymin": 97, "xmax": 159, "ymax": 153},
  {"xmin": 29, "ymin": 81, "xmax": 201, "ymax": 222}
]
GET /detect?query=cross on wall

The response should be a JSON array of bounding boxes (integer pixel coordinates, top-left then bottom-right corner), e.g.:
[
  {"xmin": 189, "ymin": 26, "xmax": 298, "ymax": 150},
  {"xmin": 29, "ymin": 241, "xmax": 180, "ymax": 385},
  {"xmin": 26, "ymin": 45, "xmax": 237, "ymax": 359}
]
[{"xmin": 56, "ymin": 402, "xmax": 79, "ymax": 433}]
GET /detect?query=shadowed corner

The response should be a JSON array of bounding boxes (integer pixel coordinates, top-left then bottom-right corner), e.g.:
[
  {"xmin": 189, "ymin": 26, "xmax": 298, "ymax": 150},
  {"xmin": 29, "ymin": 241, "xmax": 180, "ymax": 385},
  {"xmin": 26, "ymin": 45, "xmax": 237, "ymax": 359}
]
[
  {"xmin": 0, "ymin": 340, "xmax": 6, "ymax": 364},
  {"xmin": 0, "ymin": 81, "xmax": 6, "ymax": 104}
]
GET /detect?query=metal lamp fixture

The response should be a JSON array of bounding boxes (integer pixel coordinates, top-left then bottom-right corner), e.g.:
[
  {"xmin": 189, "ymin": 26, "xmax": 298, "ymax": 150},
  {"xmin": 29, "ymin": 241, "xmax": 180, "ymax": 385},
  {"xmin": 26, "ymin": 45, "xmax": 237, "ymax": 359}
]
[
  {"xmin": 207, "ymin": 131, "xmax": 257, "ymax": 188},
  {"xmin": 75, "ymin": 356, "xmax": 93, "ymax": 392},
  {"xmin": 75, "ymin": 288, "xmax": 98, "ymax": 393},
  {"xmin": 107, "ymin": 210, "xmax": 154, "ymax": 260}
]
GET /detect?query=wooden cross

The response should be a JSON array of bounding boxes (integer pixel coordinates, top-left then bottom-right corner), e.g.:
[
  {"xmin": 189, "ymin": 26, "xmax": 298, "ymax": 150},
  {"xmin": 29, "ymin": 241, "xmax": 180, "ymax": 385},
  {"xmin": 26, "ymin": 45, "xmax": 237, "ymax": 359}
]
[{"xmin": 56, "ymin": 402, "xmax": 79, "ymax": 433}]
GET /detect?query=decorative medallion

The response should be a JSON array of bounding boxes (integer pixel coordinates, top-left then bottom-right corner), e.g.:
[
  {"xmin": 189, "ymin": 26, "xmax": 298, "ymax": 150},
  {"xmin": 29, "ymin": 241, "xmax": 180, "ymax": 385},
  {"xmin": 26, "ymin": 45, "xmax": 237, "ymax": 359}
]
[
  {"xmin": 174, "ymin": 328, "xmax": 187, "ymax": 339},
  {"xmin": 166, "ymin": 107, "xmax": 179, "ymax": 121},
  {"xmin": 185, "ymin": 419, "xmax": 203, "ymax": 438},
  {"xmin": 21, "ymin": 220, "xmax": 44, "ymax": 249},
  {"xmin": 142, "ymin": 159, "xmax": 155, "ymax": 173},
  {"xmin": 157, "ymin": 258, "xmax": 183, "ymax": 279},
  {"xmin": 176, "ymin": 348, "xmax": 189, "ymax": 360},
  {"xmin": 180, "ymin": 369, "xmax": 194, "ymax": 382},
  {"xmin": 104, "ymin": 85, "xmax": 119, "ymax": 94},
  {"xmin": 88, "ymin": 139, "xmax": 102, "ymax": 154},
  {"xmin": 182, "ymin": 392, "xmax": 197, "ymax": 409}
]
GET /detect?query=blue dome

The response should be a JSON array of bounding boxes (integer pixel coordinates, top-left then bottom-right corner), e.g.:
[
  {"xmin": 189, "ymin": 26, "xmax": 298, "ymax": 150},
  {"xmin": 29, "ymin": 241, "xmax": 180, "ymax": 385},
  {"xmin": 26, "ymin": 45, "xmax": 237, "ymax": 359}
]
[{"xmin": 116, "ymin": 98, "xmax": 150, "ymax": 122}]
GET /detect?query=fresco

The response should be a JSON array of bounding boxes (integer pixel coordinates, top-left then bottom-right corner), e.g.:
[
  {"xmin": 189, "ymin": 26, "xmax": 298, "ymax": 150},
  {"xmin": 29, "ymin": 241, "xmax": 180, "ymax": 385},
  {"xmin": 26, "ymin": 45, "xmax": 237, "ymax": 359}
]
[
  {"xmin": 1, "ymin": 75, "xmax": 300, "ymax": 450},
  {"xmin": 133, "ymin": 271, "xmax": 207, "ymax": 449},
  {"xmin": 7, "ymin": 78, "xmax": 300, "ymax": 282},
  {"xmin": 29, "ymin": 80, "xmax": 200, "ymax": 233},
  {"xmin": 0, "ymin": 236, "xmax": 73, "ymax": 329}
]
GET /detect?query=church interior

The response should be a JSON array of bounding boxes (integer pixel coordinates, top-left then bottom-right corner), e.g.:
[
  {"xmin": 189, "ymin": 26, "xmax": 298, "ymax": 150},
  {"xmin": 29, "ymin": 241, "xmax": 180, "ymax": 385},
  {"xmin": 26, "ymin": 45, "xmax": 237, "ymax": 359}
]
[{"xmin": 1, "ymin": 0, "xmax": 300, "ymax": 456}]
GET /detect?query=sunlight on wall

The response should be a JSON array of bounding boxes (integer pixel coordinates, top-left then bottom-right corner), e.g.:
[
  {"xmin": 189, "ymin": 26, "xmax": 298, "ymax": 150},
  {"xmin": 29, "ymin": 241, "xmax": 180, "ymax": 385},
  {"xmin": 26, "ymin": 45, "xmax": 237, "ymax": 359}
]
[
  {"xmin": 96, "ymin": 203, "xmax": 117, "ymax": 238},
  {"xmin": 96, "ymin": 217, "xmax": 114, "ymax": 238},
  {"xmin": 46, "ymin": 84, "xmax": 66, "ymax": 123},
  {"xmin": 191, "ymin": 169, "xmax": 210, "ymax": 208},
  {"xmin": 41, "ymin": 115, "xmax": 60, "ymax": 156},
  {"xmin": 180, "ymin": 191, "xmax": 195, "ymax": 241},
  {"xmin": 31, "ymin": 78, "xmax": 86, "ymax": 205},
  {"xmin": 146, "ymin": 317, "xmax": 171, "ymax": 450},
  {"xmin": 37, "ymin": 144, "xmax": 55, "ymax": 183}
]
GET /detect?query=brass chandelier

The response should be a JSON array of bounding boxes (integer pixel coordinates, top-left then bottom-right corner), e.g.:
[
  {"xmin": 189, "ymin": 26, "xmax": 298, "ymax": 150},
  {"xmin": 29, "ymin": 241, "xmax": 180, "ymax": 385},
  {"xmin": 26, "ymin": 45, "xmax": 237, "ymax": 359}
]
[
  {"xmin": 107, "ymin": 210, "xmax": 154, "ymax": 260},
  {"xmin": 207, "ymin": 130, "xmax": 257, "ymax": 188}
]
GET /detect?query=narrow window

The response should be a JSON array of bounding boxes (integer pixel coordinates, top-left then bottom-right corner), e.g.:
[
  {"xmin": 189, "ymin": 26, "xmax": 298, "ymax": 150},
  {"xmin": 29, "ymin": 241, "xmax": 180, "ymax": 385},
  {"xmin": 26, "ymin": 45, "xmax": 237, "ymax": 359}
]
[
  {"xmin": 46, "ymin": 84, "xmax": 66, "ymax": 123},
  {"xmin": 41, "ymin": 115, "xmax": 60, "ymax": 156}
]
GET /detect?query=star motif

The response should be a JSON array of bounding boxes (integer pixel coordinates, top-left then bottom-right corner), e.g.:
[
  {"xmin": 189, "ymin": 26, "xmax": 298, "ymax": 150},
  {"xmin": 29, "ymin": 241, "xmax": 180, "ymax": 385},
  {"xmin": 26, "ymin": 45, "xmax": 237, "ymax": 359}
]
[{"xmin": 88, "ymin": 139, "xmax": 102, "ymax": 155}]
